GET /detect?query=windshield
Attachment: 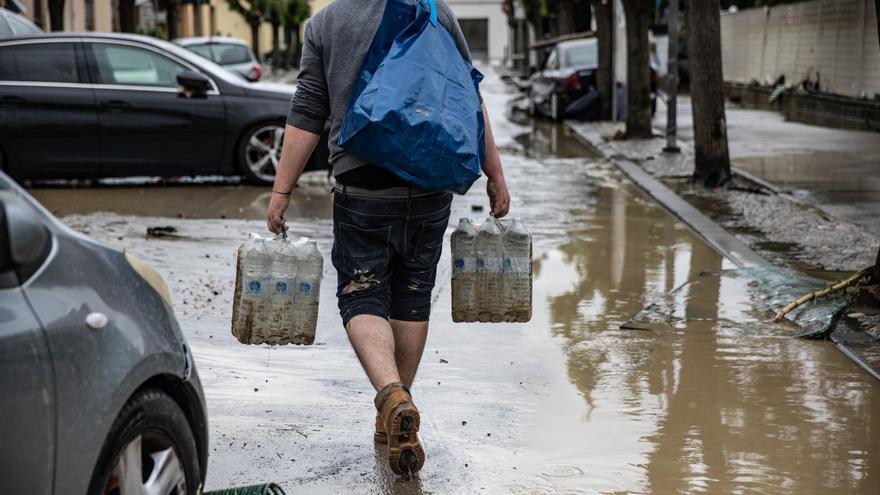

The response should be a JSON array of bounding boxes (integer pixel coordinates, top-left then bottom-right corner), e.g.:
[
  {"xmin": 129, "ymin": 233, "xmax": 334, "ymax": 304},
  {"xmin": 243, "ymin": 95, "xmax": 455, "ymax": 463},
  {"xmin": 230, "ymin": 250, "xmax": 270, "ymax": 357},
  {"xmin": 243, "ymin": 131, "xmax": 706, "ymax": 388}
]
[
  {"xmin": 564, "ymin": 42, "xmax": 597, "ymax": 68},
  {"xmin": 186, "ymin": 43, "xmax": 253, "ymax": 65}
]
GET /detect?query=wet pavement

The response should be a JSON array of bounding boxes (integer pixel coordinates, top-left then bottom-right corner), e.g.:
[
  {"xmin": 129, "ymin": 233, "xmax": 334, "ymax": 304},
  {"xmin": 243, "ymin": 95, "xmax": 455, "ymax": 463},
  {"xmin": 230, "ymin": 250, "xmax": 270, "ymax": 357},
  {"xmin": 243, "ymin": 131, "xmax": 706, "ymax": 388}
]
[
  {"xmin": 653, "ymin": 96, "xmax": 880, "ymax": 233},
  {"xmin": 30, "ymin": 71, "xmax": 880, "ymax": 493}
]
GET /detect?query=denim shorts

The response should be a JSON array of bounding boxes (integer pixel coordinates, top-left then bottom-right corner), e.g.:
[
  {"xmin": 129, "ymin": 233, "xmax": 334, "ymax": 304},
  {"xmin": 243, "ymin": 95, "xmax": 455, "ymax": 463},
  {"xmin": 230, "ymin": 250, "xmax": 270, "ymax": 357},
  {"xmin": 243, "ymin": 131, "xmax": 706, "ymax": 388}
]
[{"xmin": 331, "ymin": 186, "xmax": 453, "ymax": 327}]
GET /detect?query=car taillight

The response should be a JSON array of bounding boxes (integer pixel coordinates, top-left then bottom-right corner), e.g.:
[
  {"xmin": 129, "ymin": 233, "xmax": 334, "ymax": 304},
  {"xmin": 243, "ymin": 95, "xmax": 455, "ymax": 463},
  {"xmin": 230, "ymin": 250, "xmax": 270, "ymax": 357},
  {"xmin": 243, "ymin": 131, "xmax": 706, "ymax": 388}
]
[
  {"xmin": 650, "ymin": 68, "xmax": 658, "ymax": 86},
  {"xmin": 565, "ymin": 73, "xmax": 582, "ymax": 92},
  {"xmin": 249, "ymin": 63, "xmax": 262, "ymax": 81}
]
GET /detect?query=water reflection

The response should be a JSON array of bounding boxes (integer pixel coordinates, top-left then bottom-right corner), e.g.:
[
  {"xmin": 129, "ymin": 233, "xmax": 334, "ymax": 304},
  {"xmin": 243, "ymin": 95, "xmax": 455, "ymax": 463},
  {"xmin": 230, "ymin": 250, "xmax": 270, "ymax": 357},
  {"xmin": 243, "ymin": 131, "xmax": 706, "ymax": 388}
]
[{"xmin": 535, "ymin": 175, "xmax": 880, "ymax": 493}]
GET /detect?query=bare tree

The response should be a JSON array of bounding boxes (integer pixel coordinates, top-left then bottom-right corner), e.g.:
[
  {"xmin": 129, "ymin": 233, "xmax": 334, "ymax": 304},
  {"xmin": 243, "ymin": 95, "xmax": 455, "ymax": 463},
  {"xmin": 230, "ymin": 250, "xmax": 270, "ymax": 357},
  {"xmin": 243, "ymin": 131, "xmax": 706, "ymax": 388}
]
[
  {"xmin": 687, "ymin": 0, "xmax": 731, "ymax": 187},
  {"xmin": 47, "ymin": 0, "xmax": 64, "ymax": 31},
  {"xmin": 621, "ymin": 0, "xmax": 652, "ymax": 138},
  {"xmin": 118, "ymin": 0, "xmax": 137, "ymax": 33},
  {"xmin": 596, "ymin": 0, "xmax": 613, "ymax": 120}
]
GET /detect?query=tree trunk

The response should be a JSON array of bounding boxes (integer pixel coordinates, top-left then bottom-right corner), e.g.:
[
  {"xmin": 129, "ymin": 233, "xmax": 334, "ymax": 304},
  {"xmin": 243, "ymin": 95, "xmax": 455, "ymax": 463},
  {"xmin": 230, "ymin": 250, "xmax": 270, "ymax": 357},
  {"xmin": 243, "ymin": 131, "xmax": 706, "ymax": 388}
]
[
  {"xmin": 166, "ymin": 4, "xmax": 179, "ymax": 40},
  {"xmin": 271, "ymin": 21, "xmax": 281, "ymax": 70},
  {"xmin": 554, "ymin": 0, "xmax": 577, "ymax": 36},
  {"xmin": 118, "ymin": 0, "xmax": 137, "ymax": 33},
  {"xmin": 34, "ymin": 0, "xmax": 45, "ymax": 30},
  {"xmin": 249, "ymin": 21, "xmax": 261, "ymax": 61},
  {"xmin": 282, "ymin": 26, "xmax": 293, "ymax": 69},
  {"xmin": 596, "ymin": 0, "xmax": 613, "ymax": 120},
  {"xmin": 48, "ymin": 0, "xmax": 64, "ymax": 31},
  {"xmin": 687, "ymin": 0, "xmax": 731, "ymax": 187},
  {"xmin": 621, "ymin": 0, "xmax": 652, "ymax": 138}
]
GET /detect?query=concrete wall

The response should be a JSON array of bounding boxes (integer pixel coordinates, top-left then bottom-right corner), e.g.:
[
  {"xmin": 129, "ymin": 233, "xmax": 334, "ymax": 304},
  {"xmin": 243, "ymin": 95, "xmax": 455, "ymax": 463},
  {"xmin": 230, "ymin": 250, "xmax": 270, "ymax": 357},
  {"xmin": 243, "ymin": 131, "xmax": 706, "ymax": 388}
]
[
  {"xmin": 720, "ymin": 0, "xmax": 880, "ymax": 99},
  {"xmin": 444, "ymin": 0, "xmax": 507, "ymax": 62}
]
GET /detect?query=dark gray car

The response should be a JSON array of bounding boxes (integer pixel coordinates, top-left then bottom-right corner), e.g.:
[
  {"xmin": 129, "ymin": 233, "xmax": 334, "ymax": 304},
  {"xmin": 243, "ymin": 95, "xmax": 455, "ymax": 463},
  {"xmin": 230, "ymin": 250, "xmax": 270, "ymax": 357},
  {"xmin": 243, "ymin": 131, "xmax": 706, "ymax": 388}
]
[{"xmin": 0, "ymin": 171, "xmax": 208, "ymax": 495}]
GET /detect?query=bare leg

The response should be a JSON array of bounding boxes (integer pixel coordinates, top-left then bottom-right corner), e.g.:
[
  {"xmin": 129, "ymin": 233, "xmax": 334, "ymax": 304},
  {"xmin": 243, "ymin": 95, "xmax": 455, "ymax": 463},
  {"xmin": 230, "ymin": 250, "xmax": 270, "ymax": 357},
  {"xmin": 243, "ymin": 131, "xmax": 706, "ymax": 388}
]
[
  {"xmin": 346, "ymin": 314, "xmax": 401, "ymax": 391},
  {"xmin": 390, "ymin": 320, "xmax": 429, "ymax": 389}
]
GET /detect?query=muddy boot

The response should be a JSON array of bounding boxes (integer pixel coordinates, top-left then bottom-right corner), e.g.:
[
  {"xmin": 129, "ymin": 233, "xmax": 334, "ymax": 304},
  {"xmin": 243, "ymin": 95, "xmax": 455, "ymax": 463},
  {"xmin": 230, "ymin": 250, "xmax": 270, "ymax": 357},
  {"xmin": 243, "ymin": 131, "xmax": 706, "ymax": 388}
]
[
  {"xmin": 374, "ymin": 415, "xmax": 387, "ymax": 444},
  {"xmin": 375, "ymin": 382, "xmax": 425, "ymax": 476}
]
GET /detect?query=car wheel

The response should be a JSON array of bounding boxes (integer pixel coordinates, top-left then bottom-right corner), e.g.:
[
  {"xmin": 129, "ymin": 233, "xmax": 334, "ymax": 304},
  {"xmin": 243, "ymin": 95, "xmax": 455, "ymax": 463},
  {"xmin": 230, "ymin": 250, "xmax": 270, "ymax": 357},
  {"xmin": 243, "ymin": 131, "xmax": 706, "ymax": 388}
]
[
  {"xmin": 89, "ymin": 389, "xmax": 201, "ymax": 495},
  {"xmin": 550, "ymin": 93, "xmax": 561, "ymax": 122},
  {"xmin": 239, "ymin": 122, "xmax": 285, "ymax": 185}
]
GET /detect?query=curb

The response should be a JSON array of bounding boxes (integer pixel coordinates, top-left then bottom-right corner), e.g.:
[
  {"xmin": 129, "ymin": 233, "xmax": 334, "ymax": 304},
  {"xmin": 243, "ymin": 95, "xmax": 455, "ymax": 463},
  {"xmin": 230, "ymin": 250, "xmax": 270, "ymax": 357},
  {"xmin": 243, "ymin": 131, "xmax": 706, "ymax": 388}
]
[{"xmin": 566, "ymin": 123, "xmax": 769, "ymax": 269}]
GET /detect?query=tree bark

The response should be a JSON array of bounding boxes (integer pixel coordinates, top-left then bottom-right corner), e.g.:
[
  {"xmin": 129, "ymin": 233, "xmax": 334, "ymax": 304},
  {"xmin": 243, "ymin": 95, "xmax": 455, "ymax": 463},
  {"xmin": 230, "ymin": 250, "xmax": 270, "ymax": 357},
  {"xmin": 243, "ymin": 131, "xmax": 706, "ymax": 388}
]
[
  {"xmin": 249, "ymin": 21, "xmax": 261, "ymax": 61},
  {"xmin": 554, "ymin": 0, "xmax": 577, "ymax": 37},
  {"xmin": 47, "ymin": 0, "xmax": 64, "ymax": 31},
  {"xmin": 271, "ymin": 21, "xmax": 280, "ymax": 70},
  {"xmin": 118, "ymin": 0, "xmax": 137, "ymax": 33},
  {"xmin": 166, "ymin": 3, "xmax": 179, "ymax": 40},
  {"xmin": 687, "ymin": 0, "xmax": 731, "ymax": 187},
  {"xmin": 596, "ymin": 0, "xmax": 613, "ymax": 120},
  {"xmin": 621, "ymin": 0, "xmax": 652, "ymax": 138}
]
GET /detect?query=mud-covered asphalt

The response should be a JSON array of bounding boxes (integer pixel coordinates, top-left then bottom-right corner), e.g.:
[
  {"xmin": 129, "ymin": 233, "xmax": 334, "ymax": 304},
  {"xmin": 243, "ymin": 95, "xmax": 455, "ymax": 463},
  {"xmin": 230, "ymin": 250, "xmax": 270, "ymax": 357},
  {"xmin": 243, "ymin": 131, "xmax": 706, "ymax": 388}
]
[{"xmin": 30, "ymin": 70, "xmax": 880, "ymax": 494}]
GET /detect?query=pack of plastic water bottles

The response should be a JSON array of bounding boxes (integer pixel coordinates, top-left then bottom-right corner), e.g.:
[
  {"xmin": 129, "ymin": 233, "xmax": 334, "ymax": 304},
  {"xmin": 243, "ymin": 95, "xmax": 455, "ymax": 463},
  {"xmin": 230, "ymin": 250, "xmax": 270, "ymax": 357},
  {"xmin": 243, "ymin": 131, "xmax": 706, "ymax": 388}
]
[
  {"xmin": 451, "ymin": 217, "xmax": 532, "ymax": 323},
  {"xmin": 231, "ymin": 234, "xmax": 323, "ymax": 345}
]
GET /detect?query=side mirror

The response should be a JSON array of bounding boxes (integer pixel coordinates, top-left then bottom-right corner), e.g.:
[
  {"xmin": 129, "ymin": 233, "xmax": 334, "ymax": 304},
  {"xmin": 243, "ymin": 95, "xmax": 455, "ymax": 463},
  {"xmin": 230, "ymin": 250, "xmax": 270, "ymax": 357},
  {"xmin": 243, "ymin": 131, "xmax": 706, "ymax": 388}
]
[
  {"xmin": 176, "ymin": 70, "xmax": 211, "ymax": 98},
  {"xmin": 0, "ymin": 194, "xmax": 50, "ymax": 284}
]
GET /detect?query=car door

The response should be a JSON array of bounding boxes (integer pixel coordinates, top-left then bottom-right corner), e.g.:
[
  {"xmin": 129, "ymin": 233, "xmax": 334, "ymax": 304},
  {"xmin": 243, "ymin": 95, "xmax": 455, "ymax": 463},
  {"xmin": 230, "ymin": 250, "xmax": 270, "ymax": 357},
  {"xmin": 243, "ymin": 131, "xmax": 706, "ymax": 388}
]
[
  {"xmin": 0, "ymin": 192, "xmax": 55, "ymax": 495},
  {"xmin": 84, "ymin": 40, "xmax": 225, "ymax": 178},
  {"xmin": 0, "ymin": 39, "xmax": 101, "ymax": 180}
]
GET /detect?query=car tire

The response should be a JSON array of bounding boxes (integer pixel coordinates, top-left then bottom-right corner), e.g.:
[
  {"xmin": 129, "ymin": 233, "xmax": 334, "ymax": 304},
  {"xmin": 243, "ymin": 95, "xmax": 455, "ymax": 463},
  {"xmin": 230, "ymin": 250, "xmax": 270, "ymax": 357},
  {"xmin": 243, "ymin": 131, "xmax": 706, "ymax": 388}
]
[
  {"xmin": 238, "ymin": 122, "xmax": 285, "ymax": 185},
  {"xmin": 550, "ymin": 93, "xmax": 561, "ymax": 122},
  {"xmin": 88, "ymin": 388, "xmax": 201, "ymax": 495}
]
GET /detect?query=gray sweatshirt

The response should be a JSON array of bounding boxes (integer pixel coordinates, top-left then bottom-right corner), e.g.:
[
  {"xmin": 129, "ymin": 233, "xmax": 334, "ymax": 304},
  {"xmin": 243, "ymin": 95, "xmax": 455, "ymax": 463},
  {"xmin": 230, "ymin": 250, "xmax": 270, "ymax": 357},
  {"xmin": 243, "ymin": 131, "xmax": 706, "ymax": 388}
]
[{"xmin": 286, "ymin": 0, "xmax": 474, "ymax": 177}]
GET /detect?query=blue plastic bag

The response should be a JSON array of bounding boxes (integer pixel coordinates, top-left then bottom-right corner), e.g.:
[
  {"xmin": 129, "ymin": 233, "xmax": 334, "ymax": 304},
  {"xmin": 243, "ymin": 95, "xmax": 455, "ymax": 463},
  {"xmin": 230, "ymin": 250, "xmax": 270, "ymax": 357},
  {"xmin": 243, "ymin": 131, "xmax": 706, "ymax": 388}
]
[{"xmin": 338, "ymin": 0, "xmax": 485, "ymax": 195}]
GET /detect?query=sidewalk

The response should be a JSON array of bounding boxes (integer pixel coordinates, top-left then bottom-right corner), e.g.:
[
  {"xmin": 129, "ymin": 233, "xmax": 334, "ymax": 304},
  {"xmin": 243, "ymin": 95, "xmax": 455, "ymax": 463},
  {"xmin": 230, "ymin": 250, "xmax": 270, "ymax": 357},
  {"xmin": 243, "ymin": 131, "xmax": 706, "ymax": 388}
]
[
  {"xmin": 568, "ymin": 109, "xmax": 880, "ymax": 273},
  {"xmin": 654, "ymin": 95, "xmax": 880, "ymax": 233}
]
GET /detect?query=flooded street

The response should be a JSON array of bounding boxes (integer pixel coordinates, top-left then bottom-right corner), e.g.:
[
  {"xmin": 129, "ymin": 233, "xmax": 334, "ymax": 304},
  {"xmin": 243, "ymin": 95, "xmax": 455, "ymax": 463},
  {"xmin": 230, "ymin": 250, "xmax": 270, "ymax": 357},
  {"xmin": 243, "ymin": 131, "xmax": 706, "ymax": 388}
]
[{"xmin": 29, "ymin": 72, "xmax": 880, "ymax": 494}]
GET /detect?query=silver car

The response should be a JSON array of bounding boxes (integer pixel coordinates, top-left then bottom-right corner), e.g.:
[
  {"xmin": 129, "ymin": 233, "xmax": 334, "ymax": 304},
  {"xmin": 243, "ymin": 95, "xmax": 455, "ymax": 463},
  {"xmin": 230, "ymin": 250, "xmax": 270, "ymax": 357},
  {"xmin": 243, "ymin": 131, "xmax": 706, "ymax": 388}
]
[
  {"xmin": 0, "ymin": 171, "xmax": 208, "ymax": 495},
  {"xmin": 174, "ymin": 36, "xmax": 262, "ymax": 81},
  {"xmin": 0, "ymin": 7, "xmax": 43, "ymax": 37}
]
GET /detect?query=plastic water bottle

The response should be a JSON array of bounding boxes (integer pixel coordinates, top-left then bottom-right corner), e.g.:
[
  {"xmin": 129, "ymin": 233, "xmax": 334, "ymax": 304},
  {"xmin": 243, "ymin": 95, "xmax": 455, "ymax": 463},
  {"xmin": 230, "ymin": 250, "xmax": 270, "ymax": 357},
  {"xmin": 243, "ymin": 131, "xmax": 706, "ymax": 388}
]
[
  {"xmin": 232, "ymin": 235, "xmax": 272, "ymax": 344},
  {"xmin": 475, "ymin": 217, "xmax": 504, "ymax": 322},
  {"xmin": 451, "ymin": 218, "xmax": 478, "ymax": 322},
  {"xmin": 267, "ymin": 237, "xmax": 297, "ymax": 344},
  {"xmin": 292, "ymin": 239, "xmax": 323, "ymax": 345},
  {"xmin": 502, "ymin": 218, "xmax": 532, "ymax": 322}
]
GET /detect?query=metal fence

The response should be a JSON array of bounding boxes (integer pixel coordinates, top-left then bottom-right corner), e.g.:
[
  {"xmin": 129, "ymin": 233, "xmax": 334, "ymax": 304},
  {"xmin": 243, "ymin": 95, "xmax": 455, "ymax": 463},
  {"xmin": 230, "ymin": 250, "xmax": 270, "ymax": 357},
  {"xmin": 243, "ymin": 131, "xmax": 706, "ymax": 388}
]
[{"xmin": 720, "ymin": 0, "xmax": 880, "ymax": 98}]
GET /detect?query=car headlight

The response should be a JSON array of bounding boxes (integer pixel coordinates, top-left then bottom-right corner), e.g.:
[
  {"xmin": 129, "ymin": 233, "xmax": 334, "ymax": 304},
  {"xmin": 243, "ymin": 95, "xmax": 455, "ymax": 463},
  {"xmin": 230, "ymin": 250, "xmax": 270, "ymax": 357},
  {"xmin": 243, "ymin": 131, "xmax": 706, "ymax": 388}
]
[{"xmin": 125, "ymin": 253, "xmax": 174, "ymax": 309}]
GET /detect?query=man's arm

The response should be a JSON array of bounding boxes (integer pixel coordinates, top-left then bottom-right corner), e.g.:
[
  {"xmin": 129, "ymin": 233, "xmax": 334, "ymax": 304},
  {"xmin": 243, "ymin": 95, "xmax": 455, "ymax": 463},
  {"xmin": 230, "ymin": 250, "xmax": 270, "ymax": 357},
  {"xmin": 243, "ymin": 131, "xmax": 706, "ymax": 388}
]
[
  {"xmin": 267, "ymin": 125, "xmax": 321, "ymax": 233},
  {"xmin": 481, "ymin": 102, "xmax": 510, "ymax": 218},
  {"xmin": 267, "ymin": 18, "xmax": 329, "ymax": 234}
]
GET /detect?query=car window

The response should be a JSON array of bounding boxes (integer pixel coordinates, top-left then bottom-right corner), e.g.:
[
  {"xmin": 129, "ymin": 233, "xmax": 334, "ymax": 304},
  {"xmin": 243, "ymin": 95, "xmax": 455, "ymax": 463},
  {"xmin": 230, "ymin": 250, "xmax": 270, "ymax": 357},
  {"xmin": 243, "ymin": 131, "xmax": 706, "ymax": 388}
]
[
  {"xmin": 0, "ymin": 16, "xmax": 12, "ymax": 36},
  {"xmin": 185, "ymin": 44, "xmax": 215, "ymax": 61},
  {"xmin": 7, "ymin": 15, "xmax": 39, "ymax": 35},
  {"xmin": 544, "ymin": 48, "xmax": 559, "ymax": 71},
  {"xmin": 0, "ymin": 42, "xmax": 79, "ymax": 83},
  {"xmin": 564, "ymin": 43, "xmax": 597, "ymax": 68},
  {"xmin": 213, "ymin": 44, "xmax": 252, "ymax": 65},
  {"xmin": 90, "ymin": 43, "xmax": 187, "ymax": 88}
]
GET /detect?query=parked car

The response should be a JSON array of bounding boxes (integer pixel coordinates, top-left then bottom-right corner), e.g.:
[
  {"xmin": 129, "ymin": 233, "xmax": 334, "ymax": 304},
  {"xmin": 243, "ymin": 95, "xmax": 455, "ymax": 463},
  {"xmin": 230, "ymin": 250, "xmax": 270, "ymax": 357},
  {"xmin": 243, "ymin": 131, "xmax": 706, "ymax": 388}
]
[
  {"xmin": 0, "ymin": 170, "xmax": 208, "ymax": 494},
  {"xmin": 528, "ymin": 38, "xmax": 658, "ymax": 121},
  {"xmin": 0, "ymin": 7, "xmax": 42, "ymax": 37},
  {"xmin": 174, "ymin": 36, "xmax": 262, "ymax": 82},
  {"xmin": 0, "ymin": 33, "xmax": 329, "ymax": 185}
]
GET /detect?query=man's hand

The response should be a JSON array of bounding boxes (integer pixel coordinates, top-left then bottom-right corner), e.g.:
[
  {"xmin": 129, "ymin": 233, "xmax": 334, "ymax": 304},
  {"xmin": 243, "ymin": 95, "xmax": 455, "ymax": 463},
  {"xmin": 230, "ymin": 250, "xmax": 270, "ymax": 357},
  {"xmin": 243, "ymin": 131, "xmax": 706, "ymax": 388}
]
[
  {"xmin": 267, "ymin": 192, "xmax": 291, "ymax": 233},
  {"xmin": 487, "ymin": 176, "xmax": 510, "ymax": 218}
]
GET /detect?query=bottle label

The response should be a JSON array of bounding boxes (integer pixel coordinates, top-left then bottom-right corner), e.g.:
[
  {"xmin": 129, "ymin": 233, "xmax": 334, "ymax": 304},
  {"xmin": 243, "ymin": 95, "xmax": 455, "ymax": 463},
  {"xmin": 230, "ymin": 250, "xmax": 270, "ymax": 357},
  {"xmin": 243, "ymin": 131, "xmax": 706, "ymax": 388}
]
[
  {"xmin": 453, "ymin": 256, "xmax": 476, "ymax": 273},
  {"xmin": 478, "ymin": 256, "xmax": 502, "ymax": 272},
  {"xmin": 242, "ymin": 275, "xmax": 269, "ymax": 298},
  {"xmin": 271, "ymin": 277, "xmax": 294, "ymax": 296},
  {"xmin": 503, "ymin": 257, "xmax": 531, "ymax": 273},
  {"xmin": 298, "ymin": 278, "xmax": 319, "ymax": 296}
]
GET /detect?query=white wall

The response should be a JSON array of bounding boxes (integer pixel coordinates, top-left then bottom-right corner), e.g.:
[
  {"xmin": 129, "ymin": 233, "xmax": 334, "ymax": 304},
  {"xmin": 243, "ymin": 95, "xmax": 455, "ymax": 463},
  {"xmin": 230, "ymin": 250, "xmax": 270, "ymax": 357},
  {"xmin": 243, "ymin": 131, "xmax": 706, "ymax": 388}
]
[{"xmin": 445, "ymin": 0, "xmax": 507, "ymax": 62}]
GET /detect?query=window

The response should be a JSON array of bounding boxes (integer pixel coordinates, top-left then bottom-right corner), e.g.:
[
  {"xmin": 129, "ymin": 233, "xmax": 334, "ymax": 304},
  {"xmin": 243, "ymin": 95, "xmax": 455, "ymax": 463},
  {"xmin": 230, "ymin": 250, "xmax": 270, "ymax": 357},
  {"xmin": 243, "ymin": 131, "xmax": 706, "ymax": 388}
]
[
  {"xmin": 544, "ymin": 49, "xmax": 559, "ymax": 71},
  {"xmin": 565, "ymin": 43, "xmax": 598, "ymax": 68},
  {"xmin": 0, "ymin": 42, "xmax": 79, "ymax": 83},
  {"xmin": 185, "ymin": 43, "xmax": 252, "ymax": 65},
  {"xmin": 90, "ymin": 43, "xmax": 188, "ymax": 88},
  {"xmin": 6, "ymin": 15, "xmax": 40, "ymax": 35}
]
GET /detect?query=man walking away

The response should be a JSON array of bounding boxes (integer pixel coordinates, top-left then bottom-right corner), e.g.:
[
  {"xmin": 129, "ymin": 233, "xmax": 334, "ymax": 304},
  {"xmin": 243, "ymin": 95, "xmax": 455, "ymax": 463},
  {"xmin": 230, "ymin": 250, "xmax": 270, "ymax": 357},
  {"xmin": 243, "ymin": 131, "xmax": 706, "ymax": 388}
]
[{"xmin": 266, "ymin": 0, "xmax": 510, "ymax": 476}]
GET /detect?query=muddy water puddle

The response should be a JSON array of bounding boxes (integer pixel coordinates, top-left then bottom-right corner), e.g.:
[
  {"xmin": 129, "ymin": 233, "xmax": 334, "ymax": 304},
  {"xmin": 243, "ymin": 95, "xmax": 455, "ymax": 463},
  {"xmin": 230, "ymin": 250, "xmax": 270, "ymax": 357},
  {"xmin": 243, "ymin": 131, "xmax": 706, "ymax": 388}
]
[{"xmin": 35, "ymin": 89, "xmax": 880, "ymax": 492}]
